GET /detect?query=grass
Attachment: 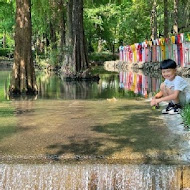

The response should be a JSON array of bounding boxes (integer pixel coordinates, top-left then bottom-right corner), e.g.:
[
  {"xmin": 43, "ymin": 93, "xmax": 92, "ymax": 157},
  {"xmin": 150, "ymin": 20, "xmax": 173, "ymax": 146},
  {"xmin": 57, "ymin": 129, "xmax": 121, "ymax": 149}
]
[{"xmin": 181, "ymin": 104, "xmax": 190, "ymax": 127}]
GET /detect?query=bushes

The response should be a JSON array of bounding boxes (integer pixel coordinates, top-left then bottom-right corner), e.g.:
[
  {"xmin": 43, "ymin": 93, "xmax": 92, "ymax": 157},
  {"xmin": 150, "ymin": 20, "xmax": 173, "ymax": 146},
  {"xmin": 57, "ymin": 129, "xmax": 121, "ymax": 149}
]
[
  {"xmin": 88, "ymin": 52, "xmax": 119, "ymax": 63},
  {"xmin": 0, "ymin": 48, "xmax": 13, "ymax": 57}
]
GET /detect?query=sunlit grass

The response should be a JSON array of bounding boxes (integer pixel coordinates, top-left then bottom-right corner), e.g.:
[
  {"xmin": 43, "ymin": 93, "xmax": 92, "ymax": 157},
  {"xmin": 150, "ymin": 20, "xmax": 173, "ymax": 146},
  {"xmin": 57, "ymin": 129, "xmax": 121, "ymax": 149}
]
[{"xmin": 181, "ymin": 104, "xmax": 190, "ymax": 127}]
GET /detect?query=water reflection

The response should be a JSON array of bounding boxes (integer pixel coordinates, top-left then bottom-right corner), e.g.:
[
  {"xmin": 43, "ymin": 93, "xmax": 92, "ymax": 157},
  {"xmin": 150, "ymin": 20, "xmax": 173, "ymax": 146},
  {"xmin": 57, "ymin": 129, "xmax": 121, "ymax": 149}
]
[
  {"xmin": 36, "ymin": 72, "xmax": 122, "ymax": 99},
  {"xmin": 0, "ymin": 71, "xmax": 11, "ymax": 101},
  {"xmin": 0, "ymin": 68, "xmax": 162, "ymax": 101},
  {"xmin": 119, "ymin": 70, "xmax": 162, "ymax": 98}
]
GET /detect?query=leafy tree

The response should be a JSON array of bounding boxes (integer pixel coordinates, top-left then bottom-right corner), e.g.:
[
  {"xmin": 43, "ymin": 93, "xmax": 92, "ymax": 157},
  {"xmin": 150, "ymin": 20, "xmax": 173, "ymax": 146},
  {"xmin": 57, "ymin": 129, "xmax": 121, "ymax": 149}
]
[
  {"xmin": 178, "ymin": 0, "xmax": 190, "ymax": 32},
  {"xmin": 0, "ymin": 0, "xmax": 15, "ymax": 48}
]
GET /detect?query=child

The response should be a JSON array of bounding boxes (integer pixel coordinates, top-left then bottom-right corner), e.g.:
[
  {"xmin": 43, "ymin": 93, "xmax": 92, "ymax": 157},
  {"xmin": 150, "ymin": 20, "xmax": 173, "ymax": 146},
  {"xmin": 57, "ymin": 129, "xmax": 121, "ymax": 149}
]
[{"xmin": 151, "ymin": 59, "xmax": 190, "ymax": 114}]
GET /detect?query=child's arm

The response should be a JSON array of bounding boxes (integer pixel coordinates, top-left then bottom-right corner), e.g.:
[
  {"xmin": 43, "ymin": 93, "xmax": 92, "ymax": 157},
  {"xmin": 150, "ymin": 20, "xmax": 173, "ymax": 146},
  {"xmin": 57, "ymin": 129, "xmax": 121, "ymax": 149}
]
[
  {"xmin": 151, "ymin": 90, "xmax": 180, "ymax": 106},
  {"xmin": 154, "ymin": 91, "xmax": 163, "ymax": 99},
  {"xmin": 150, "ymin": 91, "xmax": 163, "ymax": 106},
  {"xmin": 157, "ymin": 90, "xmax": 180, "ymax": 102}
]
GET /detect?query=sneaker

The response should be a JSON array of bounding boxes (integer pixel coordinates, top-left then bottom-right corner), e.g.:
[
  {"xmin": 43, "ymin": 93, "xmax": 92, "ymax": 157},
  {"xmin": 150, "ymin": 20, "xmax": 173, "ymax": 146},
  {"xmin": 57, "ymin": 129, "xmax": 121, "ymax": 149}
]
[
  {"xmin": 162, "ymin": 102, "xmax": 175, "ymax": 114},
  {"xmin": 168, "ymin": 103, "xmax": 182, "ymax": 115}
]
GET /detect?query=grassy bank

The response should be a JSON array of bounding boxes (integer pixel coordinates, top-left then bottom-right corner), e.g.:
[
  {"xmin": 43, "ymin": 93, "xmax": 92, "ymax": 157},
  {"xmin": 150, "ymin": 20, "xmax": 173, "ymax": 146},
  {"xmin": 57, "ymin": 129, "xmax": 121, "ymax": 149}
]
[{"xmin": 181, "ymin": 104, "xmax": 190, "ymax": 128}]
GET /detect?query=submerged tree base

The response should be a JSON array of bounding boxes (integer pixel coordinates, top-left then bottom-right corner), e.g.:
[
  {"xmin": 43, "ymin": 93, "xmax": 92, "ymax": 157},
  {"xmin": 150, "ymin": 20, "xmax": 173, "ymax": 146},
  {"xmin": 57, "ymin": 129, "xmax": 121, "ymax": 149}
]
[
  {"xmin": 63, "ymin": 75, "xmax": 100, "ymax": 82},
  {"xmin": 8, "ymin": 87, "xmax": 38, "ymax": 99},
  {"xmin": 61, "ymin": 67, "xmax": 100, "ymax": 81}
]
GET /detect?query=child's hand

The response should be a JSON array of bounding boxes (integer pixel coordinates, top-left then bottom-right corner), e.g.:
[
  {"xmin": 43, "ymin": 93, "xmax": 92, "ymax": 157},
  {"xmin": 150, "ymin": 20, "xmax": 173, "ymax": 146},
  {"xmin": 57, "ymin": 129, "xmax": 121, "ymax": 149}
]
[{"xmin": 150, "ymin": 98, "xmax": 158, "ymax": 106}]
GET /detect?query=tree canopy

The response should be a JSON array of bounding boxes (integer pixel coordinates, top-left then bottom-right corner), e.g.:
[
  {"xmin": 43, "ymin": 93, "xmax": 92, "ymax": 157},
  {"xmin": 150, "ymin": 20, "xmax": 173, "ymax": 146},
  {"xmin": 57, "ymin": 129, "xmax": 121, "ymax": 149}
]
[{"xmin": 0, "ymin": 0, "xmax": 190, "ymax": 56}]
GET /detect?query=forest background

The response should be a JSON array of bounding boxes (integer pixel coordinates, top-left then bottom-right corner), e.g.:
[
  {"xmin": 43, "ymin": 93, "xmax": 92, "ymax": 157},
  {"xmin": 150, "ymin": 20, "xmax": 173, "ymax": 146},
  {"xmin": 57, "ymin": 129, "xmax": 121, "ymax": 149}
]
[{"xmin": 1, "ymin": 0, "xmax": 190, "ymax": 61}]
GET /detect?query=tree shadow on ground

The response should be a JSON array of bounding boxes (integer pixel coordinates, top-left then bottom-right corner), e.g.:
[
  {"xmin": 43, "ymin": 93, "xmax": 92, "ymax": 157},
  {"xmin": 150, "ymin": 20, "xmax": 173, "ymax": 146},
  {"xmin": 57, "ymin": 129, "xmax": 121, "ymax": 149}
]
[
  {"xmin": 46, "ymin": 138, "xmax": 104, "ymax": 161},
  {"xmin": 46, "ymin": 103, "xmax": 175, "ymax": 162}
]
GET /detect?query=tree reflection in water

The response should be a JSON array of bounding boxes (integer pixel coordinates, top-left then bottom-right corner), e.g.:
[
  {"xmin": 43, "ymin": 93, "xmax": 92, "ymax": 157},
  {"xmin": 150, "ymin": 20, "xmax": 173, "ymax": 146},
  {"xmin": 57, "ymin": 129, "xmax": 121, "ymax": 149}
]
[{"xmin": 0, "ymin": 68, "xmax": 162, "ymax": 101}]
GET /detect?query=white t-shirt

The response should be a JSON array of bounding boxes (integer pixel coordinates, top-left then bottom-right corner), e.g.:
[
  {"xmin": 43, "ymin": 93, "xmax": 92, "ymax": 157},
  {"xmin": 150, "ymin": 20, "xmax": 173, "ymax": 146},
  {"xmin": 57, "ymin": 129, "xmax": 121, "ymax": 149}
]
[{"xmin": 164, "ymin": 76, "xmax": 190, "ymax": 105}]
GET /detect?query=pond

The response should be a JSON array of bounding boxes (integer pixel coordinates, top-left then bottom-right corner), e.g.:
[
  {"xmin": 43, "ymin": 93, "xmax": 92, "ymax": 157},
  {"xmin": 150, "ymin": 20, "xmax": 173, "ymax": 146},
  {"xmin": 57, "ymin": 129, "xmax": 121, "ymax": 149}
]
[
  {"xmin": 0, "ymin": 66, "xmax": 162, "ymax": 101},
  {"xmin": 1, "ymin": 66, "xmax": 190, "ymax": 189}
]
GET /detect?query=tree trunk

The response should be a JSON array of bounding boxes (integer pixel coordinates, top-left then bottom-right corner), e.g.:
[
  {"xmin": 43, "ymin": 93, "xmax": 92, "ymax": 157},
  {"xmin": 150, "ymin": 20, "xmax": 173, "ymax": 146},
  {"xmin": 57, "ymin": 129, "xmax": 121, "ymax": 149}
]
[
  {"xmin": 58, "ymin": 0, "xmax": 66, "ymax": 64},
  {"xmin": 164, "ymin": 0, "xmax": 169, "ymax": 38},
  {"xmin": 73, "ymin": 0, "xmax": 88, "ymax": 72},
  {"xmin": 50, "ymin": 22, "xmax": 57, "ymax": 50},
  {"xmin": 49, "ymin": 0, "xmax": 57, "ymax": 50},
  {"xmin": 184, "ymin": 0, "xmax": 190, "ymax": 30},
  {"xmin": 62, "ymin": 0, "xmax": 88, "ymax": 76},
  {"xmin": 150, "ymin": 0, "xmax": 157, "ymax": 40},
  {"xmin": 62, "ymin": 0, "xmax": 73, "ymax": 72},
  {"xmin": 173, "ymin": 0, "xmax": 178, "ymax": 35},
  {"xmin": 9, "ymin": 0, "xmax": 37, "ymax": 95}
]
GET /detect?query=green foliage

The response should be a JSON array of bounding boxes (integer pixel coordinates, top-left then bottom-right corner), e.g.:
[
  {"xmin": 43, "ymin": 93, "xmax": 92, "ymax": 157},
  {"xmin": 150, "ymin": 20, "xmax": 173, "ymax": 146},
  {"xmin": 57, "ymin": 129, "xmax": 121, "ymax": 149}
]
[
  {"xmin": 84, "ymin": 0, "xmax": 154, "ymax": 51},
  {"xmin": 181, "ymin": 104, "xmax": 190, "ymax": 127},
  {"xmin": 84, "ymin": 3, "xmax": 122, "ymax": 52},
  {"xmin": 90, "ymin": 65, "xmax": 117, "ymax": 75},
  {"xmin": 0, "ymin": 48, "xmax": 13, "ymax": 57},
  {"xmin": 178, "ymin": 0, "xmax": 190, "ymax": 32},
  {"xmin": 0, "ymin": 33, "xmax": 14, "ymax": 48},
  {"xmin": 31, "ymin": 0, "xmax": 52, "ymax": 36},
  {"xmin": 49, "ymin": 49, "xmax": 59, "ymax": 66},
  {"xmin": 89, "ymin": 52, "xmax": 118, "ymax": 62},
  {"xmin": 119, "ymin": 0, "xmax": 151, "ymax": 44},
  {"xmin": 1, "ymin": 0, "xmax": 189, "ymax": 62},
  {"xmin": 0, "ymin": 1, "xmax": 15, "ymax": 33},
  {"xmin": 84, "ymin": 0, "xmax": 190, "ymax": 51}
]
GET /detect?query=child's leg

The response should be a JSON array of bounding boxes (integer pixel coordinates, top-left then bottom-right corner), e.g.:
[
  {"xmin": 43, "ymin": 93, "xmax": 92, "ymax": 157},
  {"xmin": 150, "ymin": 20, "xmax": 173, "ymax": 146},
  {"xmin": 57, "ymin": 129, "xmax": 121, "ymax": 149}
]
[{"xmin": 160, "ymin": 83, "xmax": 179, "ymax": 103}]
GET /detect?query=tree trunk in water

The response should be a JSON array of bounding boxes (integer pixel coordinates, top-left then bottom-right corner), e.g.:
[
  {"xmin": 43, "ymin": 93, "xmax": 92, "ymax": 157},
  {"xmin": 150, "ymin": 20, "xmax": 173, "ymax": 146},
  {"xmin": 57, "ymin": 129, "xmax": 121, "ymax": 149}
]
[
  {"xmin": 164, "ymin": 0, "xmax": 169, "ymax": 38},
  {"xmin": 63, "ymin": 0, "xmax": 88, "ymax": 76},
  {"xmin": 173, "ymin": 0, "xmax": 178, "ymax": 35},
  {"xmin": 150, "ymin": 0, "xmax": 157, "ymax": 40},
  {"xmin": 9, "ymin": 0, "xmax": 37, "ymax": 95}
]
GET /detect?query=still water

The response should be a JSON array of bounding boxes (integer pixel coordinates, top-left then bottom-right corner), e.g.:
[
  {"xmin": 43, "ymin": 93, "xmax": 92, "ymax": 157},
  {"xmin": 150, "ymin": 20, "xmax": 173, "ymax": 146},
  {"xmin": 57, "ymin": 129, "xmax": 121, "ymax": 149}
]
[{"xmin": 0, "ymin": 67, "xmax": 162, "ymax": 101}]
